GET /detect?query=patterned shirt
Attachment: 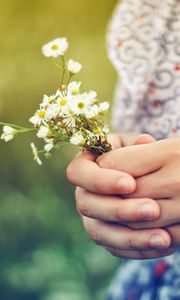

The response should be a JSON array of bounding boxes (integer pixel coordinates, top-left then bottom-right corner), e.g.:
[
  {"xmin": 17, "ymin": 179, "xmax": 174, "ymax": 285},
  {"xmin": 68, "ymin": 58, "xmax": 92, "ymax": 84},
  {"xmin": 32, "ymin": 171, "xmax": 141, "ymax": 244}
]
[
  {"xmin": 108, "ymin": 0, "xmax": 180, "ymax": 139},
  {"xmin": 107, "ymin": 0, "xmax": 180, "ymax": 299}
]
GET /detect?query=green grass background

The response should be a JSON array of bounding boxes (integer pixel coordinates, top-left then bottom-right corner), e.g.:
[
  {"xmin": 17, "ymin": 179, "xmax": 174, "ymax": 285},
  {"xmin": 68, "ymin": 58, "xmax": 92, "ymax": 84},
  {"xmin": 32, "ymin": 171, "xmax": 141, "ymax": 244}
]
[{"xmin": 0, "ymin": 1, "xmax": 120, "ymax": 299}]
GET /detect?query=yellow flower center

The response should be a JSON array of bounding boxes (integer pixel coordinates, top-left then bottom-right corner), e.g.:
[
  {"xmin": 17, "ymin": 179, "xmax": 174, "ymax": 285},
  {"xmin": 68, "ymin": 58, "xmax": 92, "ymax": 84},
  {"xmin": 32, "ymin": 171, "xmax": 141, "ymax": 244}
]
[
  {"xmin": 61, "ymin": 85, "xmax": 66, "ymax": 91},
  {"xmin": 72, "ymin": 89, "xmax": 79, "ymax": 96},
  {"xmin": 51, "ymin": 44, "xmax": 59, "ymax": 51},
  {"xmin": 94, "ymin": 128, "xmax": 101, "ymax": 134},
  {"xmin": 38, "ymin": 111, "xmax": 45, "ymax": 118},
  {"xmin": 32, "ymin": 150, "xmax": 36, "ymax": 157},
  {"xmin": 59, "ymin": 98, "xmax": 67, "ymax": 106},
  {"xmin": 78, "ymin": 102, "xmax": 85, "ymax": 109}
]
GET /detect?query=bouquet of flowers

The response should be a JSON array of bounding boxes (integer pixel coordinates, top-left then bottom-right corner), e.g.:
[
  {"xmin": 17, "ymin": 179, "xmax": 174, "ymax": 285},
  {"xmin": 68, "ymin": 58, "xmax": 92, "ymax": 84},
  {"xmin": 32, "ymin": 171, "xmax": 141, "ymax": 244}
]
[{"xmin": 0, "ymin": 37, "xmax": 112, "ymax": 165}]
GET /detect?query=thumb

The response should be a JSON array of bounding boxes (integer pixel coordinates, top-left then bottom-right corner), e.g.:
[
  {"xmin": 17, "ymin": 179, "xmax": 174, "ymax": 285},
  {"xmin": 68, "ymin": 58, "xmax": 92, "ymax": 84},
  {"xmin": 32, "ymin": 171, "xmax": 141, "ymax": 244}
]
[
  {"xmin": 97, "ymin": 140, "xmax": 165, "ymax": 177},
  {"xmin": 133, "ymin": 134, "xmax": 156, "ymax": 145}
]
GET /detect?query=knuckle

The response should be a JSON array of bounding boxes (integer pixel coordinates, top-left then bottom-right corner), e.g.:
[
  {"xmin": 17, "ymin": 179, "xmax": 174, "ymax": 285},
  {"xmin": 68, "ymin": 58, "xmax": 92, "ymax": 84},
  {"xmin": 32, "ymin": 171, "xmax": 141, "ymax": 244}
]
[
  {"xmin": 135, "ymin": 178, "xmax": 146, "ymax": 194},
  {"xmin": 93, "ymin": 176, "xmax": 116, "ymax": 194},
  {"xmin": 93, "ymin": 177, "xmax": 104, "ymax": 193},
  {"xmin": 84, "ymin": 219, "xmax": 103, "ymax": 245},
  {"xmin": 97, "ymin": 153, "xmax": 112, "ymax": 169},
  {"xmin": 76, "ymin": 191, "xmax": 89, "ymax": 216},
  {"xmin": 91, "ymin": 230, "xmax": 102, "ymax": 245},
  {"xmin": 165, "ymin": 148, "xmax": 180, "ymax": 170},
  {"xmin": 96, "ymin": 156, "xmax": 103, "ymax": 167},
  {"xmin": 127, "ymin": 234, "xmax": 147, "ymax": 250},
  {"xmin": 167, "ymin": 141, "xmax": 180, "ymax": 159},
  {"xmin": 75, "ymin": 186, "xmax": 81, "ymax": 199},
  {"xmin": 127, "ymin": 235, "xmax": 134, "ymax": 249},
  {"xmin": 66, "ymin": 161, "xmax": 75, "ymax": 183},
  {"xmin": 115, "ymin": 203, "xmax": 123, "ymax": 221},
  {"xmin": 165, "ymin": 176, "xmax": 180, "ymax": 192}
]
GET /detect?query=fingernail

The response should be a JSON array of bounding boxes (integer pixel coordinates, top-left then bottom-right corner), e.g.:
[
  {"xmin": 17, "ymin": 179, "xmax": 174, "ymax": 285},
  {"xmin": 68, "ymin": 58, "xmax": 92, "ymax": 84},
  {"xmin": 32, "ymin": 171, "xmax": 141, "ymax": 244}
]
[
  {"xmin": 139, "ymin": 203, "xmax": 158, "ymax": 220},
  {"xmin": 118, "ymin": 178, "xmax": 134, "ymax": 193},
  {"xmin": 149, "ymin": 235, "xmax": 168, "ymax": 248}
]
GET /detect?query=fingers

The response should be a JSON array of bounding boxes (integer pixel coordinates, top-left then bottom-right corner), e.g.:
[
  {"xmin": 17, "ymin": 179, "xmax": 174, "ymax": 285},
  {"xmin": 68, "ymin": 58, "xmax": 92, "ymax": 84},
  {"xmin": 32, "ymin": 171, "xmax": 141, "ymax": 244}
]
[
  {"xmin": 127, "ymin": 198, "xmax": 180, "ymax": 230},
  {"xmin": 67, "ymin": 151, "xmax": 136, "ymax": 194},
  {"xmin": 107, "ymin": 133, "xmax": 122, "ymax": 149},
  {"xmin": 167, "ymin": 224, "xmax": 180, "ymax": 246},
  {"xmin": 136, "ymin": 222, "xmax": 180, "ymax": 247},
  {"xmin": 67, "ymin": 133, "xmax": 158, "ymax": 196},
  {"xmin": 129, "ymin": 159, "xmax": 180, "ymax": 199},
  {"xmin": 133, "ymin": 134, "xmax": 156, "ymax": 145},
  {"xmin": 128, "ymin": 168, "xmax": 173, "ymax": 199},
  {"xmin": 76, "ymin": 187, "xmax": 160, "ymax": 222},
  {"xmin": 107, "ymin": 132, "xmax": 155, "ymax": 149},
  {"xmin": 77, "ymin": 188, "xmax": 180, "ymax": 233},
  {"xmin": 104, "ymin": 246, "xmax": 175, "ymax": 259},
  {"xmin": 83, "ymin": 217, "xmax": 171, "ymax": 250},
  {"xmin": 97, "ymin": 139, "xmax": 168, "ymax": 177},
  {"xmin": 118, "ymin": 132, "xmax": 155, "ymax": 147}
]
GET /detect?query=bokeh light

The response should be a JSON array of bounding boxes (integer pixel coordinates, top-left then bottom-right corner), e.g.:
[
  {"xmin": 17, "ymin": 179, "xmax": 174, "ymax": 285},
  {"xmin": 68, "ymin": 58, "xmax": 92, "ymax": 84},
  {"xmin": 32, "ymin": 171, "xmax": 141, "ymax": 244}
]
[{"xmin": 0, "ymin": 1, "xmax": 120, "ymax": 299}]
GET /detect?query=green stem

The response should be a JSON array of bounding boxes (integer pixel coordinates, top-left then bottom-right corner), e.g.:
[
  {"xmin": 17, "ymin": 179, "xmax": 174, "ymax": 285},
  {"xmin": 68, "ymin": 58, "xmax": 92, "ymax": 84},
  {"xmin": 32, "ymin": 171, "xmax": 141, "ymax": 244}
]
[
  {"xmin": 38, "ymin": 149, "xmax": 46, "ymax": 154},
  {"xmin": 0, "ymin": 122, "xmax": 35, "ymax": 132},
  {"xmin": 53, "ymin": 58, "xmax": 62, "ymax": 69},
  {"xmin": 60, "ymin": 56, "xmax": 66, "ymax": 88},
  {"xmin": 67, "ymin": 73, "xmax": 73, "ymax": 86},
  {"xmin": 19, "ymin": 128, "xmax": 36, "ymax": 133}
]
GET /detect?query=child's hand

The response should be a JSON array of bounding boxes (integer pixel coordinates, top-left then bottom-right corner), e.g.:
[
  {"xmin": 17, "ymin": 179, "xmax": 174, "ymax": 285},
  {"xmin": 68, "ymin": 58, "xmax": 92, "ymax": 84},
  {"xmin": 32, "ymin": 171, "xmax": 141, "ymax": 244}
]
[
  {"xmin": 97, "ymin": 137, "xmax": 180, "ymax": 248},
  {"xmin": 67, "ymin": 133, "xmax": 175, "ymax": 259}
]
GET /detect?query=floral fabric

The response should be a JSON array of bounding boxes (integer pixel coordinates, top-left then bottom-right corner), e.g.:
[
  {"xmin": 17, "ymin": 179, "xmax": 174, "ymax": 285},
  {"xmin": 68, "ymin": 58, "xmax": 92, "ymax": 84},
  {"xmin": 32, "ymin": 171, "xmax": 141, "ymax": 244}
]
[
  {"xmin": 107, "ymin": 256, "xmax": 180, "ymax": 300},
  {"xmin": 107, "ymin": 0, "xmax": 180, "ymax": 139},
  {"xmin": 106, "ymin": 0, "xmax": 180, "ymax": 299}
]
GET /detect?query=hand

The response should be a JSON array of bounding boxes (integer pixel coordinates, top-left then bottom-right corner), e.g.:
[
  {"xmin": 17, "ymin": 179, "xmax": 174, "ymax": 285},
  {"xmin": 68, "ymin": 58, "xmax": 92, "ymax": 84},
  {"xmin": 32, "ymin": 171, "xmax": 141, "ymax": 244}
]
[
  {"xmin": 97, "ymin": 137, "xmax": 180, "ymax": 248},
  {"xmin": 67, "ymin": 133, "xmax": 175, "ymax": 259},
  {"xmin": 76, "ymin": 187, "xmax": 174, "ymax": 259}
]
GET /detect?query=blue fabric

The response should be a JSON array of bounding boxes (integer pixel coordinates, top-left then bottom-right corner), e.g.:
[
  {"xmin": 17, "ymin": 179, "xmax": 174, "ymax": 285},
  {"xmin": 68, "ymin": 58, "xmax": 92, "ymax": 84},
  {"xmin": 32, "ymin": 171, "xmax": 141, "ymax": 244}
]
[{"xmin": 107, "ymin": 253, "xmax": 180, "ymax": 300}]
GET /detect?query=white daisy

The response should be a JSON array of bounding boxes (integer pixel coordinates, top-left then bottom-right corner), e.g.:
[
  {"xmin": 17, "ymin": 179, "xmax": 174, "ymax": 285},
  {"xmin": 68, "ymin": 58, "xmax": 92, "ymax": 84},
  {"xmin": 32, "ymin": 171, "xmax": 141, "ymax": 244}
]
[
  {"xmin": 44, "ymin": 139, "xmax": 54, "ymax": 152},
  {"xmin": 98, "ymin": 101, "xmax": 110, "ymax": 115},
  {"xmin": 85, "ymin": 105, "xmax": 99, "ymax": 119},
  {"xmin": 29, "ymin": 109, "xmax": 46, "ymax": 126},
  {"xmin": 67, "ymin": 59, "xmax": 82, "ymax": 74},
  {"xmin": 67, "ymin": 81, "xmax": 81, "ymax": 96},
  {"xmin": 44, "ymin": 143, "xmax": 54, "ymax": 152},
  {"xmin": 86, "ymin": 130, "xmax": 100, "ymax": 141},
  {"xmin": 30, "ymin": 143, "xmax": 42, "ymax": 165},
  {"xmin": 40, "ymin": 94, "xmax": 56, "ymax": 109},
  {"xmin": 1, "ymin": 125, "xmax": 16, "ymax": 142},
  {"xmin": 70, "ymin": 133, "xmax": 85, "ymax": 146},
  {"xmin": 69, "ymin": 94, "xmax": 90, "ymax": 115},
  {"xmin": 44, "ymin": 104, "xmax": 59, "ymax": 121},
  {"xmin": 102, "ymin": 125, "xmax": 110, "ymax": 134},
  {"xmin": 37, "ymin": 125, "xmax": 49, "ymax": 139},
  {"xmin": 42, "ymin": 37, "xmax": 68, "ymax": 58},
  {"xmin": 40, "ymin": 95, "xmax": 49, "ymax": 109},
  {"xmin": 55, "ymin": 89, "xmax": 64, "ymax": 99},
  {"xmin": 57, "ymin": 97, "xmax": 69, "ymax": 113},
  {"xmin": 86, "ymin": 90, "xmax": 97, "ymax": 104},
  {"xmin": 62, "ymin": 114, "xmax": 76, "ymax": 127}
]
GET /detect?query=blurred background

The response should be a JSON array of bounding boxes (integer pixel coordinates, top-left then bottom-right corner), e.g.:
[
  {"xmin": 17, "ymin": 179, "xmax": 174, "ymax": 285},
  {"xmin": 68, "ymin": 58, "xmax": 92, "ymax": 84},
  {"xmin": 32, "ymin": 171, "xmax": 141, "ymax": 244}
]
[{"xmin": 0, "ymin": 0, "xmax": 120, "ymax": 299}]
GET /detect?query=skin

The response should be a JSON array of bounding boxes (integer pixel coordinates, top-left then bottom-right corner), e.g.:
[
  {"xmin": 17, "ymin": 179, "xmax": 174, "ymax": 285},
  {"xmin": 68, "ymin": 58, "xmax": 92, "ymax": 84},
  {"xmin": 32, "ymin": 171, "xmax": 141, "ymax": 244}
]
[{"xmin": 67, "ymin": 133, "xmax": 180, "ymax": 259}]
